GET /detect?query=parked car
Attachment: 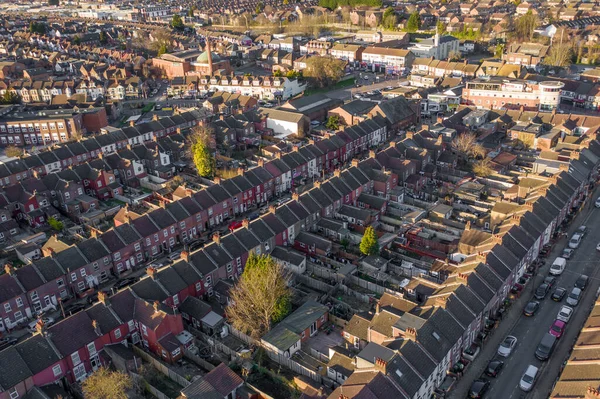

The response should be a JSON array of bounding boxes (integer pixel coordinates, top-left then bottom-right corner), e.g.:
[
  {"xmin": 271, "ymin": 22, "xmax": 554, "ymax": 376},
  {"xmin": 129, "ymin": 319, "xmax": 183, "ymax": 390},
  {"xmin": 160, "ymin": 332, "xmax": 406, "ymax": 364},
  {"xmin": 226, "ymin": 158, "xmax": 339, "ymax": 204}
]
[
  {"xmin": 535, "ymin": 333, "xmax": 557, "ymax": 361},
  {"xmin": 549, "ymin": 319, "xmax": 566, "ymax": 338},
  {"xmin": 577, "ymin": 225, "xmax": 587, "ymax": 237},
  {"xmin": 485, "ymin": 360, "xmax": 504, "ymax": 377},
  {"xmin": 535, "ymin": 283, "xmax": 550, "ymax": 300},
  {"xmin": 567, "ymin": 287, "xmax": 582, "ymax": 306},
  {"xmin": 497, "ymin": 335, "xmax": 518, "ymax": 357},
  {"xmin": 28, "ymin": 317, "xmax": 55, "ymax": 333},
  {"xmin": 228, "ymin": 220, "xmax": 243, "ymax": 231},
  {"xmin": 0, "ymin": 336, "xmax": 18, "ymax": 350},
  {"xmin": 597, "ymin": 242, "xmax": 600, "ymax": 251},
  {"xmin": 561, "ymin": 248, "xmax": 574, "ymax": 259},
  {"xmin": 544, "ymin": 276, "xmax": 557, "ymax": 288},
  {"xmin": 523, "ymin": 301, "xmax": 540, "ymax": 316},
  {"xmin": 569, "ymin": 233, "xmax": 583, "ymax": 249},
  {"xmin": 595, "ymin": 197, "xmax": 600, "ymax": 208},
  {"xmin": 114, "ymin": 277, "xmax": 137, "ymax": 291},
  {"xmin": 63, "ymin": 302, "xmax": 86, "ymax": 315},
  {"xmin": 575, "ymin": 275, "xmax": 589, "ymax": 290},
  {"xmin": 552, "ymin": 287, "xmax": 567, "ymax": 302},
  {"xmin": 557, "ymin": 305, "xmax": 574, "ymax": 323},
  {"xmin": 468, "ymin": 380, "xmax": 490, "ymax": 399},
  {"xmin": 519, "ymin": 365, "xmax": 539, "ymax": 392},
  {"xmin": 550, "ymin": 257, "xmax": 567, "ymax": 275}
]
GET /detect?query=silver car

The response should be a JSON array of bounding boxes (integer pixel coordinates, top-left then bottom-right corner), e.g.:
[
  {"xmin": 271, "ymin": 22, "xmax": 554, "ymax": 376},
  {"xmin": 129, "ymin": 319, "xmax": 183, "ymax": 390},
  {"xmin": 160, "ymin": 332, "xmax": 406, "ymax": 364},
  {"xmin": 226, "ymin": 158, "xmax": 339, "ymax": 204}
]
[{"xmin": 497, "ymin": 335, "xmax": 517, "ymax": 357}]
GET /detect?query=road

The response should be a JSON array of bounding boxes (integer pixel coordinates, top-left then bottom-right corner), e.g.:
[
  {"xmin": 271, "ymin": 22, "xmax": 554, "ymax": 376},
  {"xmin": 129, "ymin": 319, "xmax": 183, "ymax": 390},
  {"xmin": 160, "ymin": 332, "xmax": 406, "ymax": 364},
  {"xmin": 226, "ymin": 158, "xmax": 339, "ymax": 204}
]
[
  {"xmin": 325, "ymin": 72, "xmax": 409, "ymax": 101},
  {"xmin": 450, "ymin": 192, "xmax": 600, "ymax": 399}
]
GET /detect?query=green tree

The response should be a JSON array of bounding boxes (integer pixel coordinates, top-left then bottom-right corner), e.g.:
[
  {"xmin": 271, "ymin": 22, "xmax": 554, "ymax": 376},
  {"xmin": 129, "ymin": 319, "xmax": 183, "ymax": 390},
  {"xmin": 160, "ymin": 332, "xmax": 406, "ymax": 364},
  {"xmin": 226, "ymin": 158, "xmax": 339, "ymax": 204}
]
[
  {"xmin": 326, "ymin": 115, "xmax": 340, "ymax": 130},
  {"xmin": 188, "ymin": 6, "xmax": 196, "ymax": 17},
  {"xmin": 273, "ymin": 70, "xmax": 283, "ymax": 77},
  {"xmin": 494, "ymin": 43, "xmax": 505, "ymax": 58},
  {"xmin": 82, "ymin": 368, "xmax": 132, "ymax": 399},
  {"xmin": 99, "ymin": 31, "xmax": 107, "ymax": 44},
  {"xmin": 171, "ymin": 14, "xmax": 185, "ymax": 30},
  {"xmin": 255, "ymin": 1, "xmax": 264, "ymax": 14},
  {"xmin": 382, "ymin": 8, "xmax": 398, "ymax": 30},
  {"xmin": 0, "ymin": 91, "xmax": 21, "ymax": 105},
  {"xmin": 157, "ymin": 44, "xmax": 168, "ymax": 56},
  {"xmin": 406, "ymin": 11, "xmax": 421, "ymax": 32},
  {"xmin": 436, "ymin": 20, "xmax": 446, "ymax": 34},
  {"xmin": 226, "ymin": 253, "xmax": 292, "ymax": 338},
  {"xmin": 47, "ymin": 217, "xmax": 64, "ymax": 232},
  {"xmin": 5, "ymin": 146, "xmax": 22, "ymax": 158},
  {"xmin": 283, "ymin": 0, "xmax": 289, "ymax": 4},
  {"xmin": 190, "ymin": 126, "xmax": 215, "ymax": 178},
  {"xmin": 360, "ymin": 226, "xmax": 379, "ymax": 256},
  {"xmin": 304, "ymin": 56, "xmax": 346, "ymax": 88},
  {"xmin": 73, "ymin": 35, "xmax": 81, "ymax": 45}
]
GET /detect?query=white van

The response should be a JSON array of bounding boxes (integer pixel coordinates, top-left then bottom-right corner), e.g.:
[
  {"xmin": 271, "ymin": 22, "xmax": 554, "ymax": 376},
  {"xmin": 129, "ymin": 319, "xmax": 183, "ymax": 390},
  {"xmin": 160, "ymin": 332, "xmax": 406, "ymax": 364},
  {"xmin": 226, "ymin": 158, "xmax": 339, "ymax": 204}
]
[
  {"xmin": 519, "ymin": 365, "xmax": 539, "ymax": 391},
  {"xmin": 550, "ymin": 257, "xmax": 567, "ymax": 275}
]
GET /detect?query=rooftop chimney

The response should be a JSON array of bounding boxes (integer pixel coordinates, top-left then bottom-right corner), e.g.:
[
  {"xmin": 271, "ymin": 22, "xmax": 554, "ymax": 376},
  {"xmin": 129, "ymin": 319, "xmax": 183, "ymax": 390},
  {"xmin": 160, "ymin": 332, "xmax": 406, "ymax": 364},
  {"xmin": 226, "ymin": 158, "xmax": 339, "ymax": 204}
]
[
  {"xmin": 180, "ymin": 251, "xmax": 190, "ymax": 262},
  {"xmin": 4, "ymin": 263, "xmax": 14, "ymax": 276},
  {"xmin": 92, "ymin": 319, "xmax": 102, "ymax": 336},
  {"xmin": 153, "ymin": 301, "xmax": 160, "ymax": 313},
  {"xmin": 129, "ymin": 120, "xmax": 135, "ymax": 127},
  {"xmin": 351, "ymin": 159, "xmax": 360, "ymax": 167},
  {"xmin": 334, "ymin": 169, "xmax": 341, "ymax": 178},
  {"xmin": 98, "ymin": 291, "xmax": 109, "ymax": 306},
  {"xmin": 212, "ymin": 231, "xmax": 221, "ymax": 245},
  {"xmin": 405, "ymin": 327, "xmax": 417, "ymax": 341},
  {"xmin": 292, "ymin": 192, "xmax": 299, "ymax": 202},
  {"xmin": 242, "ymin": 219, "xmax": 250, "ymax": 229},
  {"xmin": 35, "ymin": 319, "xmax": 47, "ymax": 336},
  {"xmin": 405, "ymin": 131, "xmax": 414, "ymax": 139},
  {"xmin": 369, "ymin": 150, "xmax": 376, "ymax": 159},
  {"xmin": 269, "ymin": 205, "xmax": 277, "ymax": 214},
  {"xmin": 206, "ymin": 40, "xmax": 214, "ymax": 76},
  {"xmin": 375, "ymin": 302, "xmax": 380, "ymax": 314},
  {"xmin": 146, "ymin": 266, "xmax": 158, "ymax": 279},
  {"xmin": 464, "ymin": 221, "xmax": 471, "ymax": 231},
  {"xmin": 374, "ymin": 357, "xmax": 388, "ymax": 374}
]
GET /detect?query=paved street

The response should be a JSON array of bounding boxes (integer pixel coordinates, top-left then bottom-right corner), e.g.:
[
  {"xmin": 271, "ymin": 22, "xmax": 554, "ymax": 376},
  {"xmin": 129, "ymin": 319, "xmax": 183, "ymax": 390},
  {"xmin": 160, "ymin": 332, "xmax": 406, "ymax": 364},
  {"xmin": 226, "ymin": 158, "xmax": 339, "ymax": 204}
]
[{"xmin": 449, "ymin": 189, "xmax": 600, "ymax": 399}]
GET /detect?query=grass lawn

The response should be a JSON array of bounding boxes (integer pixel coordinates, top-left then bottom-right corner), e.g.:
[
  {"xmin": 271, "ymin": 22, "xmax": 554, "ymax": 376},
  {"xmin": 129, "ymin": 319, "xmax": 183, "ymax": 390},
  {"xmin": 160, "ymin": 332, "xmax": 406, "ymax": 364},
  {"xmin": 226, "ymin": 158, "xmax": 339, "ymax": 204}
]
[
  {"xmin": 141, "ymin": 102, "xmax": 156, "ymax": 113},
  {"xmin": 304, "ymin": 77, "xmax": 356, "ymax": 96}
]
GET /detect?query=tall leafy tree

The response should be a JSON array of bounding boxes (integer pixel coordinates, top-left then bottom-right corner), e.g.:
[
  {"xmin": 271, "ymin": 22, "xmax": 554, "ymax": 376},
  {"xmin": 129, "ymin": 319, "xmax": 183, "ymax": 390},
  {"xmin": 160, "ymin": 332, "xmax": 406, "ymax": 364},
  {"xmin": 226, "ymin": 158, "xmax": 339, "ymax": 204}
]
[
  {"xmin": 190, "ymin": 126, "xmax": 215, "ymax": 178},
  {"xmin": 515, "ymin": 10, "xmax": 538, "ymax": 41},
  {"xmin": 0, "ymin": 91, "xmax": 21, "ymax": 105},
  {"xmin": 326, "ymin": 115, "xmax": 340, "ymax": 130},
  {"xmin": 227, "ymin": 253, "xmax": 292, "ymax": 338},
  {"xmin": 406, "ymin": 11, "xmax": 421, "ymax": 32},
  {"xmin": 171, "ymin": 14, "xmax": 185, "ymax": 30},
  {"xmin": 304, "ymin": 56, "xmax": 346, "ymax": 88},
  {"xmin": 360, "ymin": 226, "xmax": 380, "ymax": 256}
]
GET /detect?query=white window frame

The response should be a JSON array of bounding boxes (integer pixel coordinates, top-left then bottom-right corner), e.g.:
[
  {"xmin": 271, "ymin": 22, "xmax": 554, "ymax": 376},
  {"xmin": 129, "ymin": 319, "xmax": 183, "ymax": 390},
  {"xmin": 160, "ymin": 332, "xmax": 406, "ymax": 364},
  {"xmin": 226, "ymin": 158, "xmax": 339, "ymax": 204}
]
[{"xmin": 52, "ymin": 364, "xmax": 62, "ymax": 377}]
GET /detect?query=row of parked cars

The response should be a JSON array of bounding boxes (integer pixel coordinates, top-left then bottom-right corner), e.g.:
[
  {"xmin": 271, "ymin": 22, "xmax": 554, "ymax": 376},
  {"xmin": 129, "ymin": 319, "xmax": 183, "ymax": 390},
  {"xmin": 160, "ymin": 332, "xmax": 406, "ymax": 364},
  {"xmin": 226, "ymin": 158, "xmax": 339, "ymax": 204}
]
[{"xmin": 469, "ymin": 223, "xmax": 592, "ymax": 398}]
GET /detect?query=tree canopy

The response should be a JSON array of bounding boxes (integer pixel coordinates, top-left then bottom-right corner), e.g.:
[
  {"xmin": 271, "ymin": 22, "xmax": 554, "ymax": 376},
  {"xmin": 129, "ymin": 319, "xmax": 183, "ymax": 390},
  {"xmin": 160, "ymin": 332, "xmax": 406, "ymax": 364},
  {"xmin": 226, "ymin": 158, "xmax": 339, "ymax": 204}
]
[
  {"xmin": 0, "ymin": 91, "xmax": 21, "ymax": 105},
  {"xmin": 515, "ymin": 11, "xmax": 538, "ymax": 41},
  {"xmin": 360, "ymin": 226, "xmax": 379, "ymax": 256},
  {"xmin": 171, "ymin": 14, "xmax": 185, "ymax": 30},
  {"xmin": 190, "ymin": 126, "xmax": 215, "ymax": 178},
  {"xmin": 318, "ymin": 0, "xmax": 382, "ymax": 10},
  {"xmin": 326, "ymin": 115, "xmax": 340, "ymax": 130},
  {"xmin": 73, "ymin": 35, "xmax": 81, "ymax": 45},
  {"xmin": 473, "ymin": 158, "xmax": 493, "ymax": 177},
  {"xmin": 405, "ymin": 11, "xmax": 421, "ymax": 32},
  {"xmin": 82, "ymin": 368, "xmax": 132, "ymax": 399},
  {"xmin": 382, "ymin": 7, "xmax": 398, "ymax": 30},
  {"xmin": 47, "ymin": 217, "xmax": 64, "ymax": 232},
  {"xmin": 5, "ymin": 146, "xmax": 22, "ymax": 158},
  {"xmin": 304, "ymin": 56, "xmax": 346, "ymax": 88},
  {"xmin": 29, "ymin": 21, "xmax": 47, "ymax": 34},
  {"xmin": 226, "ymin": 253, "xmax": 292, "ymax": 338}
]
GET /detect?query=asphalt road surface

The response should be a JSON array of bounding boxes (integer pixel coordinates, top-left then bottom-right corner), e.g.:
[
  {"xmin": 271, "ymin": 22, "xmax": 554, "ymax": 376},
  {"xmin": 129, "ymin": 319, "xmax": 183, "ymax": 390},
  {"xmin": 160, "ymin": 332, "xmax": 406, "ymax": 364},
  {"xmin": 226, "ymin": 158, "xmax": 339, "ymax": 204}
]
[{"xmin": 453, "ymin": 195, "xmax": 600, "ymax": 399}]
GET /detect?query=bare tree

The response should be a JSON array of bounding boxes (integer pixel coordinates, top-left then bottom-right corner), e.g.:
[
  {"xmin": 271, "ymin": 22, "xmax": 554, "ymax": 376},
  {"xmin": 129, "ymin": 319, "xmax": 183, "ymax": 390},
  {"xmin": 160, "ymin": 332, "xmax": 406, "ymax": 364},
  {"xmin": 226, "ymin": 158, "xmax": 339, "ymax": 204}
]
[
  {"xmin": 227, "ymin": 253, "xmax": 292, "ymax": 339},
  {"xmin": 452, "ymin": 132, "xmax": 485, "ymax": 159},
  {"xmin": 473, "ymin": 158, "xmax": 494, "ymax": 177},
  {"xmin": 545, "ymin": 29, "xmax": 573, "ymax": 68},
  {"xmin": 82, "ymin": 368, "xmax": 132, "ymax": 399}
]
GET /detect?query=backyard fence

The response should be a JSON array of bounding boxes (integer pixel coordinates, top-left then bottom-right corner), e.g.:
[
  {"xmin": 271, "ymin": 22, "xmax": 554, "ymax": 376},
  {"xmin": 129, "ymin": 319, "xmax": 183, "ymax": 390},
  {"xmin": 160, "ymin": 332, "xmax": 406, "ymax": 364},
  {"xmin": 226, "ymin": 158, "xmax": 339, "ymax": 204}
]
[{"xmin": 132, "ymin": 346, "xmax": 191, "ymax": 388}]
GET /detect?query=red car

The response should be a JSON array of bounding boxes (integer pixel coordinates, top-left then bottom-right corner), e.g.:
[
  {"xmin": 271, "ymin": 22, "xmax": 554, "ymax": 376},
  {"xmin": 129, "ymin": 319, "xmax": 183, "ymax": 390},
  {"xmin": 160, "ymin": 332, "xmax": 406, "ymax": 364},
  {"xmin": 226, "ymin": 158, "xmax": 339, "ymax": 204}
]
[
  {"xmin": 228, "ymin": 220, "xmax": 243, "ymax": 231},
  {"xmin": 549, "ymin": 319, "xmax": 566, "ymax": 338}
]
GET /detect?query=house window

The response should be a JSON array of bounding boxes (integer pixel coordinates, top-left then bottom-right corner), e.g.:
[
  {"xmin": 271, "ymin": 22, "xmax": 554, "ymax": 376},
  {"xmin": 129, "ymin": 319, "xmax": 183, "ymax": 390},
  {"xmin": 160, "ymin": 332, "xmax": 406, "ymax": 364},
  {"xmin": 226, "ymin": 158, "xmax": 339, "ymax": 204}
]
[
  {"xmin": 114, "ymin": 252, "xmax": 121, "ymax": 261},
  {"xmin": 4, "ymin": 303, "xmax": 11, "ymax": 313},
  {"xmin": 16, "ymin": 298, "xmax": 23, "ymax": 307},
  {"xmin": 57, "ymin": 279, "xmax": 64, "ymax": 288},
  {"xmin": 154, "ymin": 234, "xmax": 159, "ymax": 242},
  {"xmin": 93, "ymin": 263, "xmax": 99, "ymax": 272},
  {"xmin": 9, "ymin": 388, "xmax": 18, "ymax": 399},
  {"xmin": 104, "ymin": 257, "xmax": 110, "ymax": 265},
  {"xmin": 137, "ymin": 253, "xmax": 143, "ymax": 262},
  {"xmin": 227, "ymin": 264, "xmax": 232, "ymax": 273},
  {"xmin": 71, "ymin": 351, "xmax": 81, "ymax": 365},
  {"xmin": 169, "ymin": 237, "xmax": 175, "ymax": 247},
  {"xmin": 205, "ymin": 275, "xmax": 212, "ymax": 287},
  {"xmin": 80, "ymin": 268, "xmax": 86, "ymax": 277},
  {"xmin": 114, "ymin": 328, "xmax": 121, "ymax": 339},
  {"xmin": 173, "ymin": 294, "xmax": 179, "ymax": 306},
  {"xmin": 170, "ymin": 226, "xmax": 175, "ymax": 234},
  {"xmin": 134, "ymin": 243, "xmax": 141, "ymax": 252},
  {"xmin": 77, "ymin": 281, "xmax": 85, "ymax": 291},
  {"xmin": 52, "ymin": 364, "xmax": 62, "ymax": 377},
  {"xmin": 195, "ymin": 282, "xmax": 202, "ymax": 292},
  {"xmin": 163, "ymin": 229, "xmax": 168, "ymax": 238},
  {"xmin": 71, "ymin": 272, "xmax": 77, "ymax": 281},
  {"xmin": 87, "ymin": 342, "xmax": 97, "ymax": 356},
  {"xmin": 142, "ymin": 325, "xmax": 148, "ymax": 336},
  {"xmin": 128, "ymin": 320, "xmax": 135, "ymax": 331},
  {"xmin": 31, "ymin": 291, "xmax": 38, "ymax": 301}
]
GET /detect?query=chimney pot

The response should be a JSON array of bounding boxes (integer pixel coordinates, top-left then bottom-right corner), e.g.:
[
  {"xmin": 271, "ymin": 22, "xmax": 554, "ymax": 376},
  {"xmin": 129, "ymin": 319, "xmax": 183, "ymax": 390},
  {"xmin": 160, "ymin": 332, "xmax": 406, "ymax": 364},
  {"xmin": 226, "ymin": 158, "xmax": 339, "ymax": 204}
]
[
  {"xmin": 147, "ymin": 266, "xmax": 157, "ymax": 279},
  {"xmin": 213, "ymin": 232, "xmax": 221, "ymax": 245},
  {"xmin": 181, "ymin": 251, "xmax": 190, "ymax": 262},
  {"xmin": 153, "ymin": 301, "xmax": 160, "ymax": 312}
]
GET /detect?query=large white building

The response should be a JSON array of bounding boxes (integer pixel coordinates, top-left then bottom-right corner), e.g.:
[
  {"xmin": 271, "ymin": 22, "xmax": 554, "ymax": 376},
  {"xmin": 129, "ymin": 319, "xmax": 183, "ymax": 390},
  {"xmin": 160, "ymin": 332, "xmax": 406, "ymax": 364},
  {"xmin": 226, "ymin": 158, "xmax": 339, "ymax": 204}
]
[{"xmin": 408, "ymin": 34, "xmax": 460, "ymax": 60}]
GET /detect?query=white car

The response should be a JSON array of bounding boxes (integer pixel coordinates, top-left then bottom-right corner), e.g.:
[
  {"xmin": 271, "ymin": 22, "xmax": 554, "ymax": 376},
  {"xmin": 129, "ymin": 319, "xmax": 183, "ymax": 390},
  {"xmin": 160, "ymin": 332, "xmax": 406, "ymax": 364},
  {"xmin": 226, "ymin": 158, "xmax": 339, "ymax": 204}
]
[
  {"xmin": 497, "ymin": 335, "xmax": 518, "ymax": 357},
  {"xmin": 595, "ymin": 197, "xmax": 600, "ymax": 208},
  {"xmin": 597, "ymin": 242, "xmax": 600, "ymax": 251},
  {"xmin": 28, "ymin": 316, "xmax": 55, "ymax": 333},
  {"xmin": 519, "ymin": 365, "xmax": 539, "ymax": 392},
  {"xmin": 557, "ymin": 305, "xmax": 574, "ymax": 323},
  {"xmin": 569, "ymin": 233, "xmax": 583, "ymax": 249}
]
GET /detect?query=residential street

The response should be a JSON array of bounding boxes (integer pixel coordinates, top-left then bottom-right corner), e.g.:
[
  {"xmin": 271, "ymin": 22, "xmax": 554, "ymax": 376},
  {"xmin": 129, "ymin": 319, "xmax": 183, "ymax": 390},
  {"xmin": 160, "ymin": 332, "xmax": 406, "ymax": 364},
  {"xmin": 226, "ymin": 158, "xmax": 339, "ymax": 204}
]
[{"xmin": 449, "ymin": 190, "xmax": 600, "ymax": 399}]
